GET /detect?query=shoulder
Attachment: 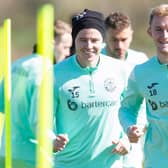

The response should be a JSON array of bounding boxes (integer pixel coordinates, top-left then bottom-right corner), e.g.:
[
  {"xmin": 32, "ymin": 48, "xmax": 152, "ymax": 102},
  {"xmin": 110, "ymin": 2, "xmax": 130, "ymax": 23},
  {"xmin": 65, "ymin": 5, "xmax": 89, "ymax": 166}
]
[
  {"xmin": 13, "ymin": 53, "xmax": 51, "ymax": 71},
  {"xmin": 12, "ymin": 54, "xmax": 39, "ymax": 71},
  {"xmin": 100, "ymin": 54, "xmax": 131, "ymax": 76},
  {"xmin": 54, "ymin": 55, "xmax": 74, "ymax": 72},
  {"xmin": 135, "ymin": 56, "xmax": 155, "ymax": 69},
  {"xmin": 12, "ymin": 54, "xmax": 52, "ymax": 84},
  {"xmin": 133, "ymin": 56, "xmax": 156, "ymax": 77},
  {"xmin": 101, "ymin": 54, "xmax": 128, "ymax": 67},
  {"xmin": 127, "ymin": 49, "xmax": 148, "ymax": 61},
  {"xmin": 128, "ymin": 49, "xmax": 147, "ymax": 57},
  {"xmin": 125, "ymin": 49, "xmax": 148, "ymax": 69}
]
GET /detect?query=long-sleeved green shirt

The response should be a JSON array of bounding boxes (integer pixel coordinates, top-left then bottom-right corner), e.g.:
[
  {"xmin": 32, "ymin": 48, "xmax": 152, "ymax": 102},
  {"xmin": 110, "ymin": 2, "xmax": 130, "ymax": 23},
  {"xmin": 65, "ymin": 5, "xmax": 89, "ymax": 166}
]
[
  {"xmin": 0, "ymin": 54, "xmax": 52, "ymax": 168},
  {"xmin": 54, "ymin": 54, "xmax": 130, "ymax": 168},
  {"xmin": 119, "ymin": 56, "xmax": 168, "ymax": 168}
]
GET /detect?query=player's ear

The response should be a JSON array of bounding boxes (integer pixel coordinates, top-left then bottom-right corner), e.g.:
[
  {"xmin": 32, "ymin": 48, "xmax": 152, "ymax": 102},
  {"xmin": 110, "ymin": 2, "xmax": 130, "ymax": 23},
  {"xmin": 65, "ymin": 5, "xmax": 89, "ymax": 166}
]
[{"xmin": 147, "ymin": 27, "xmax": 152, "ymax": 37}]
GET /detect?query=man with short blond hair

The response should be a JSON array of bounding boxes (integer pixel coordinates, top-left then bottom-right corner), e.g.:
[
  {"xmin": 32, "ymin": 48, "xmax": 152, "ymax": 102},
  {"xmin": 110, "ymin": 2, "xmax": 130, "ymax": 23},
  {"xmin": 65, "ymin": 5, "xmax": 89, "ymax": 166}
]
[{"xmin": 119, "ymin": 4, "xmax": 168, "ymax": 168}]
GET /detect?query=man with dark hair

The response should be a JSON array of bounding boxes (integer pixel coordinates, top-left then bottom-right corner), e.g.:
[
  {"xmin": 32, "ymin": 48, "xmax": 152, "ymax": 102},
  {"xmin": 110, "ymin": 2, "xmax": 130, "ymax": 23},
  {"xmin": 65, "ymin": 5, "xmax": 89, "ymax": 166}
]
[
  {"xmin": 53, "ymin": 9, "xmax": 131, "ymax": 168},
  {"xmin": 103, "ymin": 11, "xmax": 148, "ymax": 63},
  {"xmin": 102, "ymin": 11, "xmax": 148, "ymax": 168}
]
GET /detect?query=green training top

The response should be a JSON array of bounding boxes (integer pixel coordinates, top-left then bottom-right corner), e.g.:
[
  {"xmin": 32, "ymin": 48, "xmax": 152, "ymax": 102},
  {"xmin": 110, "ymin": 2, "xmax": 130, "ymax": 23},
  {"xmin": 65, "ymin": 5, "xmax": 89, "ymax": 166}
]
[
  {"xmin": 0, "ymin": 53, "xmax": 52, "ymax": 168},
  {"xmin": 54, "ymin": 54, "xmax": 130, "ymax": 168},
  {"xmin": 119, "ymin": 56, "xmax": 168, "ymax": 168}
]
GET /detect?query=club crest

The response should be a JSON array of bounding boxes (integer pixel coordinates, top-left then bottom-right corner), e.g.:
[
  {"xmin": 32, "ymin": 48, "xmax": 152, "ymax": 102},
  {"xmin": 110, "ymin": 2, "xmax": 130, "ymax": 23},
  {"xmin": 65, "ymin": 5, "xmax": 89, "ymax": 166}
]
[{"xmin": 104, "ymin": 78, "xmax": 116, "ymax": 92}]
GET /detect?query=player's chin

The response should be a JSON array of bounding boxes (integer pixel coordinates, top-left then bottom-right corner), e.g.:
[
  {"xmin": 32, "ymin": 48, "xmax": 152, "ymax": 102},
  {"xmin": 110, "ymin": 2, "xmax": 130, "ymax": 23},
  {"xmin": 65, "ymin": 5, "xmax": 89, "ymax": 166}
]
[
  {"xmin": 159, "ymin": 48, "xmax": 168, "ymax": 55},
  {"xmin": 86, "ymin": 53, "xmax": 98, "ymax": 59}
]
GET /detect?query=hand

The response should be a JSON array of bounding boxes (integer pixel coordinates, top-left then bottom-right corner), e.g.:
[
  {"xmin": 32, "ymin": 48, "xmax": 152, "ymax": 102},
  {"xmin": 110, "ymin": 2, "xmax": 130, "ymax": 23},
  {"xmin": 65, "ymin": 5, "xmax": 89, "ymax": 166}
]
[
  {"xmin": 112, "ymin": 140, "xmax": 129, "ymax": 155},
  {"xmin": 127, "ymin": 125, "xmax": 145, "ymax": 143},
  {"xmin": 53, "ymin": 134, "xmax": 69, "ymax": 152}
]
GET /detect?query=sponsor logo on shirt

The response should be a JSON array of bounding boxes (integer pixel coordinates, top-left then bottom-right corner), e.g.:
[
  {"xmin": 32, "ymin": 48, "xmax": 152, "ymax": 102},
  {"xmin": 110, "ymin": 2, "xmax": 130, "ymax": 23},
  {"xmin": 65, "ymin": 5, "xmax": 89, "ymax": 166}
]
[
  {"xmin": 148, "ymin": 99, "xmax": 158, "ymax": 110},
  {"xmin": 67, "ymin": 85, "xmax": 116, "ymax": 111},
  {"xmin": 81, "ymin": 100, "xmax": 115, "ymax": 109},
  {"xmin": 148, "ymin": 99, "xmax": 168, "ymax": 111},
  {"xmin": 67, "ymin": 99, "xmax": 78, "ymax": 111},
  {"xmin": 147, "ymin": 82, "xmax": 168, "ymax": 110},
  {"xmin": 67, "ymin": 86, "xmax": 80, "ymax": 111},
  {"xmin": 68, "ymin": 86, "xmax": 80, "ymax": 98},
  {"xmin": 147, "ymin": 82, "xmax": 159, "ymax": 97},
  {"xmin": 67, "ymin": 99, "xmax": 116, "ymax": 111}
]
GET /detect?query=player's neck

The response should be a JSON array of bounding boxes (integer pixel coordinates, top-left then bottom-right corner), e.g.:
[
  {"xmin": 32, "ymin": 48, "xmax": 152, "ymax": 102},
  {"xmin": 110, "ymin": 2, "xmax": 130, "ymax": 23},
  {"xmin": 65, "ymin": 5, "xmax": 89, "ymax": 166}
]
[{"xmin": 157, "ymin": 52, "xmax": 168, "ymax": 64}]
